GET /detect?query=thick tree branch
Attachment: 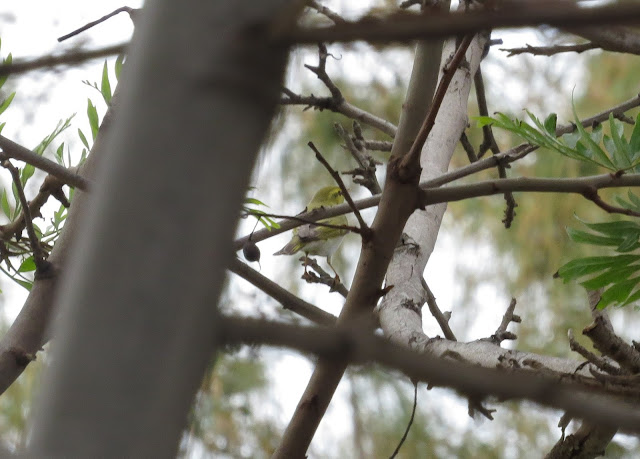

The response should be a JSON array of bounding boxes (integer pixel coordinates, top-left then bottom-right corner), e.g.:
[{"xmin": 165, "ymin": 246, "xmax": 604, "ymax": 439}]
[
  {"xmin": 222, "ymin": 316, "xmax": 640, "ymax": 434},
  {"xmin": 284, "ymin": 3, "xmax": 640, "ymax": 45},
  {"xmin": 568, "ymin": 26, "xmax": 640, "ymax": 56}
]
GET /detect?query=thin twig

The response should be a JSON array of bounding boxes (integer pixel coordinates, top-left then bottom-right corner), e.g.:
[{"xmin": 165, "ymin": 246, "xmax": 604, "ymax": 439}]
[
  {"xmin": 459, "ymin": 132, "xmax": 478, "ymax": 163},
  {"xmin": 0, "ymin": 158, "xmax": 50, "ymax": 276},
  {"xmin": 307, "ymin": 0, "xmax": 347, "ymax": 24},
  {"xmin": 0, "ymin": 135, "xmax": 90, "ymax": 190},
  {"xmin": 335, "ymin": 123, "xmax": 382, "ymax": 195},
  {"xmin": 473, "ymin": 66, "xmax": 517, "ymax": 228},
  {"xmin": 308, "ymin": 141, "xmax": 370, "ymax": 234},
  {"xmin": 281, "ymin": 44, "xmax": 397, "ymax": 137},
  {"xmin": 57, "ymin": 7, "xmax": 138, "ymax": 42},
  {"xmin": 488, "ymin": 298, "xmax": 520, "ymax": 345},
  {"xmin": 388, "ymin": 382, "xmax": 418, "ymax": 459},
  {"xmin": 502, "ymin": 42, "xmax": 598, "ymax": 57},
  {"xmin": 300, "ymin": 257, "xmax": 349, "ymax": 298},
  {"xmin": 253, "ymin": 211, "xmax": 360, "ymax": 234},
  {"xmin": 423, "ymin": 279, "xmax": 456, "ymax": 341},
  {"xmin": 581, "ymin": 186, "xmax": 640, "ymax": 218},
  {"xmin": 229, "ymin": 258, "xmax": 337, "ymax": 326},
  {"xmin": 568, "ymin": 329, "xmax": 624, "ymax": 376},
  {"xmin": 0, "ymin": 43, "xmax": 127, "ymax": 77}
]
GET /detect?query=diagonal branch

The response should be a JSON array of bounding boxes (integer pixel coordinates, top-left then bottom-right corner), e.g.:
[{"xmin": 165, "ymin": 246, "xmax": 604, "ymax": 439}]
[
  {"xmin": 229, "ymin": 258, "xmax": 337, "ymax": 326},
  {"xmin": 0, "ymin": 135, "xmax": 90, "ymax": 190}
]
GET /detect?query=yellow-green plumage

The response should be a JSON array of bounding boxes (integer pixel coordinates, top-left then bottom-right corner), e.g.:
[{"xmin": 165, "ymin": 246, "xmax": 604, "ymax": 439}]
[{"xmin": 274, "ymin": 186, "xmax": 348, "ymax": 276}]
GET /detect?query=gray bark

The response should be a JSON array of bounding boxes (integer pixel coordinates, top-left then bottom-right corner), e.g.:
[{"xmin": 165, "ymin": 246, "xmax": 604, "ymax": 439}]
[{"xmin": 29, "ymin": 1, "xmax": 289, "ymax": 457}]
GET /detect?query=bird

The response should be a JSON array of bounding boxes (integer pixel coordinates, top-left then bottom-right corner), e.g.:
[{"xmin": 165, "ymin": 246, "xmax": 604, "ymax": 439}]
[{"xmin": 274, "ymin": 186, "xmax": 348, "ymax": 279}]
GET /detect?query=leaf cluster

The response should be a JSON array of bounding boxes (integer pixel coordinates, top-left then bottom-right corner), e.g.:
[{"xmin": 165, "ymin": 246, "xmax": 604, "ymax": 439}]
[
  {"xmin": 556, "ymin": 200, "xmax": 640, "ymax": 308},
  {"xmin": 477, "ymin": 108, "xmax": 640, "ymax": 172}
]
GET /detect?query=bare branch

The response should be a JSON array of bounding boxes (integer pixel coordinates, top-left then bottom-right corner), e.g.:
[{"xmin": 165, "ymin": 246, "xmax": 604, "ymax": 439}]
[
  {"xmin": 284, "ymin": 3, "xmax": 640, "ymax": 45},
  {"xmin": 281, "ymin": 45, "xmax": 397, "ymax": 137},
  {"xmin": 502, "ymin": 42, "xmax": 598, "ymax": 57},
  {"xmin": 423, "ymin": 279, "xmax": 456, "ymax": 341},
  {"xmin": 308, "ymin": 141, "xmax": 370, "ymax": 234},
  {"xmin": 57, "ymin": 7, "xmax": 138, "ymax": 42},
  {"xmin": 0, "ymin": 43, "xmax": 127, "ymax": 77},
  {"xmin": 307, "ymin": 0, "xmax": 346, "ymax": 24},
  {"xmin": 229, "ymin": 258, "xmax": 337, "ymax": 326},
  {"xmin": 222, "ymin": 316, "xmax": 640, "ymax": 434},
  {"xmin": 0, "ymin": 135, "xmax": 90, "ymax": 190}
]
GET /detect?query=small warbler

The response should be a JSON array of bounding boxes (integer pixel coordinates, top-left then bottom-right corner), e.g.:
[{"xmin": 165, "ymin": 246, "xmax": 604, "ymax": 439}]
[{"xmin": 274, "ymin": 186, "xmax": 348, "ymax": 278}]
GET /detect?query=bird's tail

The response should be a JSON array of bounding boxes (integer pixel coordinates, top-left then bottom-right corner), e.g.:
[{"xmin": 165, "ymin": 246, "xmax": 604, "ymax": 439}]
[{"xmin": 273, "ymin": 240, "xmax": 299, "ymax": 256}]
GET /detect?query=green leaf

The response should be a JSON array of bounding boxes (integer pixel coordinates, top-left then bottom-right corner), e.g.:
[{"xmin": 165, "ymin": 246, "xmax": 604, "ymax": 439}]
[
  {"xmin": 0, "ymin": 190, "xmax": 10, "ymax": 219},
  {"xmin": 580, "ymin": 219, "xmax": 640, "ymax": 237},
  {"xmin": 11, "ymin": 182, "xmax": 19, "ymax": 217},
  {"xmin": 245, "ymin": 198, "xmax": 267, "ymax": 206},
  {"xmin": 476, "ymin": 116, "xmax": 494, "ymax": 128},
  {"xmin": 566, "ymin": 228, "xmax": 621, "ymax": 246},
  {"xmin": 100, "ymin": 61, "xmax": 112, "ymax": 104},
  {"xmin": 598, "ymin": 277, "xmax": 640, "ymax": 308},
  {"xmin": 0, "ymin": 92, "xmax": 15, "ymax": 117},
  {"xmin": 617, "ymin": 231, "xmax": 640, "ymax": 252},
  {"xmin": 18, "ymin": 257, "xmax": 36, "ymax": 273},
  {"xmin": 87, "ymin": 99, "xmax": 99, "ymax": 141},
  {"xmin": 0, "ymin": 52, "xmax": 12, "ymax": 88},
  {"xmin": 115, "ymin": 54, "xmax": 125, "ymax": 81},
  {"xmin": 629, "ymin": 113, "xmax": 640, "ymax": 153},
  {"xmin": 629, "ymin": 191, "xmax": 640, "ymax": 209},
  {"xmin": 55, "ymin": 143, "xmax": 65, "ymax": 165},
  {"xmin": 33, "ymin": 116, "xmax": 74, "ymax": 156},
  {"xmin": 78, "ymin": 128, "xmax": 90, "ymax": 150},
  {"xmin": 556, "ymin": 255, "xmax": 640, "ymax": 282},
  {"xmin": 622, "ymin": 288, "xmax": 640, "ymax": 306},
  {"xmin": 13, "ymin": 278, "xmax": 32, "ymax": 291},
  {"xmin": 21, "ymin": 163, "xmax": 35, "ymax": 185},
  {"xmin": 543, "ymin": 113, "xmax": 557, "ymax": 135},
  {"xmin": 580, "ymin": 264, "xmax": 640, "ymax": 290},
  {"xmin": 571, "ymin": 100, "xmax": 615, "ymax": 169},
  {"xmin": 608, "ymin": 114, "xmax": 632, "ymax": 169}
]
